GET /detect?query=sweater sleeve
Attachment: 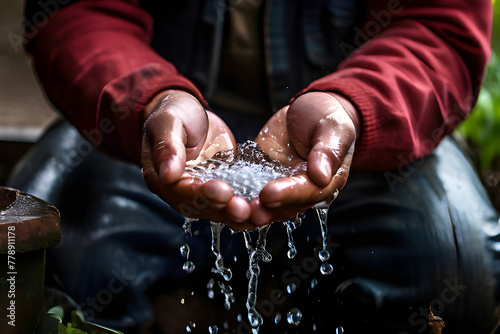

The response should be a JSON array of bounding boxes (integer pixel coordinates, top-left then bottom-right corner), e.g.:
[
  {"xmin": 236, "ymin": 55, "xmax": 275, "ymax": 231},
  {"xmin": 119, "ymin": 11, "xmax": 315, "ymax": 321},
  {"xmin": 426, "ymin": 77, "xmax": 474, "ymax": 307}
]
[
  {"xmin": 299, "ymin": 0, "xmax": 492, "ymax": 170},
  {"xmin": 25, "ymin": 0, "xmax": 208, "ymax": 164}
]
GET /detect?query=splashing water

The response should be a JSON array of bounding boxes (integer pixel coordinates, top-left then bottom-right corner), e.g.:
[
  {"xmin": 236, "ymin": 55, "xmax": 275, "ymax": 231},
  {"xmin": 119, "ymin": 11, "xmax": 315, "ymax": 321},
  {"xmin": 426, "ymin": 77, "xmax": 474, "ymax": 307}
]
[
  {"xmin": 208, "ymin": 325, "xmax": 218, "ymax": 334},
  {"xmin": 179, "ymin": 141, "xmax": 345, "ymax": 329},
  {"xmin": 186, "ymin": 141, "xmax": 306, "ymax": 202},
  {"xmin": 286, "ymin": 308, "xmax": 302, "ymax": 326},
  {"xmin": 210, "ymin": 221, "xmax": 233, "ymax": 281},
  {"xmin": 243, "ymin": 225, "xmax": 273, "ymax": 333}
]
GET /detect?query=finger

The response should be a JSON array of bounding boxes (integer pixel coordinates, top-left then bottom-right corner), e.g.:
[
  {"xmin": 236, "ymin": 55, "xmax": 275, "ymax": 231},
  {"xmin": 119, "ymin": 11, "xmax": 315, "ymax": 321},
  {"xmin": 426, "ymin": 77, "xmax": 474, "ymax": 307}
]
[
  {"xmin": 249, "ymin": 199, "xmax": 310, "ymax": 226},
  {"xmin": 225, "ymin": 196, "xmax": 252, "ymax": 224},
  {"xmin": 258, "ymin": 157, "xmax": 350, "ymax": 208},
  {"xmin": 144, "ymin": 111, "xmax": 188, "ymax": 184},
  {"xmin": 307, "ymin": 112, "xmax": 357, "ymax": 186},
  {"xmin": 201, "ymin": 180, "xmax": 236, "ymax": 206}
]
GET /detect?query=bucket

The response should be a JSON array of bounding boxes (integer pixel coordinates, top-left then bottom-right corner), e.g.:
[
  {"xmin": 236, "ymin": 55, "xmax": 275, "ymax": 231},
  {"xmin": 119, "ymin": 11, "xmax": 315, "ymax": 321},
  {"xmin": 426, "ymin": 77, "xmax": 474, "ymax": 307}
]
[{"xmin": 0, "ymin": 186, "xmax": 61, "ymax": 333}]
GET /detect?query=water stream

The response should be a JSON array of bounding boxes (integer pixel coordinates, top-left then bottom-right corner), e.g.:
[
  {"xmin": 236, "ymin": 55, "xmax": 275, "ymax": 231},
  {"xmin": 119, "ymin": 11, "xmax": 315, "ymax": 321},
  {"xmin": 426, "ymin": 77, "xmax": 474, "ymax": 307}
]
[
  {"xmin": 180, "ymin": 141, "xmax": 343, "ymax": 332},
  {"xmin": 243, "ymin": 224, "xmax": 273, "ymax": 333}
]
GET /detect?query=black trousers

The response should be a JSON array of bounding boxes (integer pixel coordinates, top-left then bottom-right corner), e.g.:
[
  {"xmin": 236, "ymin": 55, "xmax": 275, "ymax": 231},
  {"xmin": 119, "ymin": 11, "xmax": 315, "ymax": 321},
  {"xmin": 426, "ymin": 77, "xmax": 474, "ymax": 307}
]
[{"xmin": 8, "ymin": 120, "xmax": 500, "ymax": 334}]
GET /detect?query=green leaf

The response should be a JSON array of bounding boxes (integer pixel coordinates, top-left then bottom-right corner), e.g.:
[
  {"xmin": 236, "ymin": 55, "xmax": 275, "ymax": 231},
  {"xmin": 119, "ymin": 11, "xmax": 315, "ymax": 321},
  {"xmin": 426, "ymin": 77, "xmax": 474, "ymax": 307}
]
[
  {"xmin": 69, "ymin": 310, "xmax": 124, "ymax": 334},
  {"xmin": 34, "ymin": 311, "xmax": 66, "ymax": 334}
]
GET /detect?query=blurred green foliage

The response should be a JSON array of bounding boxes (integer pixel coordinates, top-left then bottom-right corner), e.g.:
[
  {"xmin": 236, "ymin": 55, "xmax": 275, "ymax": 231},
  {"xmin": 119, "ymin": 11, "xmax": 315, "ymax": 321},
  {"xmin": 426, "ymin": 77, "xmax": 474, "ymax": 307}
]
[
  {"xmin": 36, "ymin": 307, "xmax": 123, "ymax": 334},
  {"xmin": 457, "ymin": 0, "xmax": 500, "ymax": 170}
]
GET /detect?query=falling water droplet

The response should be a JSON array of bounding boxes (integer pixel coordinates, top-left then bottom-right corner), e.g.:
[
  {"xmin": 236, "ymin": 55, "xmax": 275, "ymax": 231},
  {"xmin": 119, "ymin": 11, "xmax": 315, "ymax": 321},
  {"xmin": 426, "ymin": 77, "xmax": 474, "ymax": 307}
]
[
  {"xmin": 186, "ymin": 321, "xmax": 196, "ymax": 333},
  {"xmin": 287, "ymin": 283, "xmax": 297, "ymax": 294},
  {"xmin": 287, "ymin": 247, "xmax": 297, "ymax": 259},
  {"xmin": 180, "ymin": 244, "xmax": 190, "ymax": 258},
  {"xmin": 209, "ymin": 325, "xmax": 218, "ymax": 334},
  {"xmin": 313, "ymin": 323, "xmax": 317, "ymax": 331},
  {"xmin": 286, "ymin": 308, "xmax": 302, "ymax": 326},
  {"xmin": 336, "ymin": 326, "xmax": 344, "ymax": 334},
  {"xmin": 318, "ymin": 249, "xmax": 330, "ymax": 262},
  {"xmin": 311, "ymin": 279, "xmax": 318, "ymax": 289},
  {"xmin": 233, "ymin": 256, "xmax": 238, "ymax": 262},
  {"xmin": 182, "ymin": 261, "xmax": 195, "ymax": 273},
  {"xmin": 180, "ymin": 298, "xmax": 185, "ymax": 304},
  {"xmin": 274, "ymin": 312, "xmax": 282, "ymax": 324},
  {"xmin": 208, "ymin": 289, "xmax": 215, "ymax": 299},
  {"xmin": 320, "ymin": 263, "xmax": 333, "ymax": 275},
  {"xmin": 237, "ymin": 314, "xmax": 243, "ymax": 322}
]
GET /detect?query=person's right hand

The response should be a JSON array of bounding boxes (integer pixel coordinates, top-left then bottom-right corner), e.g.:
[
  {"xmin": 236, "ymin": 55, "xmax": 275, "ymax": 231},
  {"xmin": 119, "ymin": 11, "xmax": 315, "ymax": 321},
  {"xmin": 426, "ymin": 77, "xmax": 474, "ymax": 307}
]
[{"xmin": 141, "ymin": 90, "xmax": 253, "ymax": 228}]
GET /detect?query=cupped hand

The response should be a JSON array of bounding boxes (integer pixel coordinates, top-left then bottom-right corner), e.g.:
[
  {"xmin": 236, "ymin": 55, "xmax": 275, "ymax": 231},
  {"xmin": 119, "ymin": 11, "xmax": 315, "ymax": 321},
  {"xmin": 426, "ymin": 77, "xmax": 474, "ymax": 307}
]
[
  {"xmin": 141, "ymin": 90, "xmax": 253, "ymax": 228},
  {"xmin": 251, "ymin": 92, "xmax": 360, "ymax": 225}
]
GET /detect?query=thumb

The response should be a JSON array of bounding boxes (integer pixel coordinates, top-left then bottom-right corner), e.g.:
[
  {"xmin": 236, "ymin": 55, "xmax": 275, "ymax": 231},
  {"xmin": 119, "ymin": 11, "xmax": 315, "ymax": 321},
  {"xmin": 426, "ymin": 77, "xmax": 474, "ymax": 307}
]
[
  {"xmin": 142, "ymin": 91, "xmax": 209, "ymax": 184},
  {"xmin": 307, "ymin": 102, "xmax": 358, "ymax": 187},
  {"xmin": 142, "ymin": 110, "xmax": 189, "ymax": 184}
]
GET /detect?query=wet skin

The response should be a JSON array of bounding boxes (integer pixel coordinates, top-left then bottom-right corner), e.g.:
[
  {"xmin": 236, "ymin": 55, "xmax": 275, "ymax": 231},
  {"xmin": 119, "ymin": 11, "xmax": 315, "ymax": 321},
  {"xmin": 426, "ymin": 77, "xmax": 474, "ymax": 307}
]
[{"xmin": 141, "ymin": 90, "xmax": 360, "ymax": 231}]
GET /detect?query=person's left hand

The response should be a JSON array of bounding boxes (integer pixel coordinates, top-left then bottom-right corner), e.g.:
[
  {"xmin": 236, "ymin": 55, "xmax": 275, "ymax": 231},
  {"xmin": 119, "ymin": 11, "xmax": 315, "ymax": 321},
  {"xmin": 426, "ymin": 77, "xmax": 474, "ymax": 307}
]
[{"xmin": 249, "ymin": 92, "xmax": 360, "ymax": 225}]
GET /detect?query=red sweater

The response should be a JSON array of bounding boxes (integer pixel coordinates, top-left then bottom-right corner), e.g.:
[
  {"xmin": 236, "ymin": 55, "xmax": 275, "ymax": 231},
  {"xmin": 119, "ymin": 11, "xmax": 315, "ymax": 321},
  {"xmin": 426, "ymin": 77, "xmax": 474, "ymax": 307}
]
[{"xmin": 26, "ymin": 0, "xmax": 492, "ymax": 170}]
